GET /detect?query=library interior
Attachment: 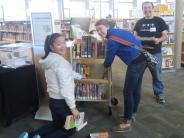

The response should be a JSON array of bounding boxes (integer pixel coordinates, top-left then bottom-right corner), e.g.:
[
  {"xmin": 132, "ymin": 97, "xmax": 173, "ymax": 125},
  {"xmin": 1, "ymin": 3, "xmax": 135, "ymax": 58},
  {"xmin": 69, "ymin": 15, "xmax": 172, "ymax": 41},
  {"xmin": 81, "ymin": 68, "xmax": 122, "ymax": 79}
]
[{"xmin": 0, "ymin": 0, "xmax": 184, "ymax": 138}]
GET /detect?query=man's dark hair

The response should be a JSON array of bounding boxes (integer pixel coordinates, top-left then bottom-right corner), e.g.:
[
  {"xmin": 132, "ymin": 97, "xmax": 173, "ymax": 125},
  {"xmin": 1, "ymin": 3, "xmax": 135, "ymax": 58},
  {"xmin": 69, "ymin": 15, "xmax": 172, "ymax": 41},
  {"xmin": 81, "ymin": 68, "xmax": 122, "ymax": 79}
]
[{"xmin": 142, "ymin": 1, "xmax": 154, "ymax": 9}]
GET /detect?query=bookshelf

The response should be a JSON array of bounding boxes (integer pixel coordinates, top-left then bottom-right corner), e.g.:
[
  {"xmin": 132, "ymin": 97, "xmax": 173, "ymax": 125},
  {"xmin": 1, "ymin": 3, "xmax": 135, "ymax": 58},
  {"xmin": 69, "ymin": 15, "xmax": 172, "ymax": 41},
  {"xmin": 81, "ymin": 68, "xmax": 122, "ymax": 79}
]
[
  {"xmin": 60, "ymin": 19, "xmax": 71, "ymax": 39},
  {"xmin": 161, "ymin": 17, "xmax": 175, "ymax": 70},
  {"xmin": 0, "ymin": 21, "xmax": 32, "ymax": 43},
  {"xmin": 116, "ymin": 18, "xmax": 139, "ymax": 31},
  {"xmin": 181, "ymin": 32, "xmax": 184, "ymax": 65},
  {"xmin": 71, "ymin": 35, "xmax": 115, "ymax": 115}
]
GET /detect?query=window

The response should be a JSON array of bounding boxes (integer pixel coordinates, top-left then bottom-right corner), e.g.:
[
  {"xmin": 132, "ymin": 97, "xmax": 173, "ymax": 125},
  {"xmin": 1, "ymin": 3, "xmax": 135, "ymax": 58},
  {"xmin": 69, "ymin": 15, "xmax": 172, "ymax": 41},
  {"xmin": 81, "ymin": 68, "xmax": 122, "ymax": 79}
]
[
  {"xmin": 0, "ymin": 0, "xmax": 26, "ymax": 21},
  {"xmin": 63, "ymin": 0, "xmax": 87, "ymax": 18},
  {"xmin": 93, "ymin": 0, "xmax": 110, "ymax": 19},
  {"xmin": 114, "ymin": 0, "xmax": 133, "ymax": 19},
  {"xmin": 70, "ymin": 1, "xmax": 86, "ymax": 17},
  {"xmin": 117, "ymin": 3, "xmax": 133, "ymax": 18}
]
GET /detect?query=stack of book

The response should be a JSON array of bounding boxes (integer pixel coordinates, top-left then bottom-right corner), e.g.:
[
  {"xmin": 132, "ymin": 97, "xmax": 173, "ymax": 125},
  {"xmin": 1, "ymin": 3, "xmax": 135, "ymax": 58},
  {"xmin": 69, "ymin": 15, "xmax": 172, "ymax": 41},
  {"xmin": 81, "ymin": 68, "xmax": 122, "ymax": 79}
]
[{"xmin": 64, "ymin": 112, "xmax": 87, "ymax": 131}]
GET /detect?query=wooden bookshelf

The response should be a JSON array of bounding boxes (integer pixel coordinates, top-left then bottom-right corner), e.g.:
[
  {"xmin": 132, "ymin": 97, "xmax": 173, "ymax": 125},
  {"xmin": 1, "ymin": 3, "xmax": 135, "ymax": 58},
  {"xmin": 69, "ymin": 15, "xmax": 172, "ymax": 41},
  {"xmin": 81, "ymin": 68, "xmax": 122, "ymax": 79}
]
[
  {"xmin": 0, "ymin": 21, "xmax": 32, "ymax": 43},
  {"xmin": 75, "ymin": 79, "xmax": 109, "ymax": 84},
  {"xmin": 163, "ymin": 43, "xmax": 175, "ymax": 46},
  {"xmin": 73, "ymin": 58, "xmax": 104, "ymax": 64},
  {"xmin": 60, "ymin": 19, "xmax": 71, "ymax": 39},
  {"xmin": 76, "ymin": 99, "xmax": 108, "ymax": 102},
  {"xmin": 162, "ymin": 43, "xmax": 175, "ymax": 69}
]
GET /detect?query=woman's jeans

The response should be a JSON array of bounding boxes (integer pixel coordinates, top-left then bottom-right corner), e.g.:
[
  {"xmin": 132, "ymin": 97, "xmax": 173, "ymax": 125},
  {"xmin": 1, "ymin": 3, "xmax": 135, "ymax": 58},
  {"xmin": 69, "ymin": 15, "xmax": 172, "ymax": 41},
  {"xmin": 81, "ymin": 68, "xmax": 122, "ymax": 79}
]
[
  {"xmin": 123, "ymin": 61, "xmax": 147, "ymax": 120},
  {"xmin": 123, "ymin": 53, "xmax": 164, "ymax": 120}
]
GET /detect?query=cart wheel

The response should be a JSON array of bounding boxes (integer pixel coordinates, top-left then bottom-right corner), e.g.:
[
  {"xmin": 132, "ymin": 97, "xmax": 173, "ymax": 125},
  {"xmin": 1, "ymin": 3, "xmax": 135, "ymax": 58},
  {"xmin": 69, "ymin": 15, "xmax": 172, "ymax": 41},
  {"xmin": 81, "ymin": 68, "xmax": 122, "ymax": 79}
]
[
  {"xmin": 111, "ymin": 97, "xmax": 118, "ymax": 106},
  {"xmin": 108, "ymin": 106, "xmax": 112, "ymax": 116}
]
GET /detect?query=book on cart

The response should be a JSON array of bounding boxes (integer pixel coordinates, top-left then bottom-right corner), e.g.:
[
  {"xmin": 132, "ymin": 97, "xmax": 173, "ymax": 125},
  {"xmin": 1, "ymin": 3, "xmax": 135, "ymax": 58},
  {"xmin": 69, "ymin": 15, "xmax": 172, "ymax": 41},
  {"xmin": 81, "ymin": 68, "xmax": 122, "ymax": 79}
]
[
  {"xmin": 64, "ymin": 112, "xmax": 87, "ymax": 131},
  {"xmin": 89, "ymin": 131, "xmax": 109, "ymax": 138}
]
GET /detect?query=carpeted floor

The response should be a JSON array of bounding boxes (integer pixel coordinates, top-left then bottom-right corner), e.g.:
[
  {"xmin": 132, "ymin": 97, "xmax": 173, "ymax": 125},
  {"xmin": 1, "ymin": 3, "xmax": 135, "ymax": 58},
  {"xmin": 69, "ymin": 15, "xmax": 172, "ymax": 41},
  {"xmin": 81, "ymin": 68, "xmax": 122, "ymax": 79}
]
[{"xmin": 0, "ymin": 57, "xmax": 184, "ymax": 138}]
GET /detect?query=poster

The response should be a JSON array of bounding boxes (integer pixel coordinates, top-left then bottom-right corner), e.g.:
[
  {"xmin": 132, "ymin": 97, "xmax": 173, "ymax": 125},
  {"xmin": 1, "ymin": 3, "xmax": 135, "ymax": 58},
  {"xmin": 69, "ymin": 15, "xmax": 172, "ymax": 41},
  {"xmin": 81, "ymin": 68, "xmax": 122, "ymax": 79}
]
[{"xmin": 31, "ymin": 12, "xmax": 53, "ymax": 46}]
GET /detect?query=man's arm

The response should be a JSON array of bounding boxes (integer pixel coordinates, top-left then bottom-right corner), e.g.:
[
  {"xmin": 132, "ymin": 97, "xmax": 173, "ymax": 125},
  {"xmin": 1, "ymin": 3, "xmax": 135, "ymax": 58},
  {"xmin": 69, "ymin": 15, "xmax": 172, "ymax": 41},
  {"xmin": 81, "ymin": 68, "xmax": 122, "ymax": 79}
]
[{"xmin": 153, "ymin": 30, "xmax": 168, "ymax": 44}]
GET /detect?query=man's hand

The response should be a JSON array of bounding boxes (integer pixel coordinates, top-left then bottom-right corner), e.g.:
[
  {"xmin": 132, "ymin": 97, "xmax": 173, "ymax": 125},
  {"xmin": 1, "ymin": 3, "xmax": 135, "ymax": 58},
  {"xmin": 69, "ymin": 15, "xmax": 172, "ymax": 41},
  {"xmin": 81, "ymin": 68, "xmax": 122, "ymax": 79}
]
[{"xmin": 153, "ymin": 37, "xmax": 160, "ymax": 45}]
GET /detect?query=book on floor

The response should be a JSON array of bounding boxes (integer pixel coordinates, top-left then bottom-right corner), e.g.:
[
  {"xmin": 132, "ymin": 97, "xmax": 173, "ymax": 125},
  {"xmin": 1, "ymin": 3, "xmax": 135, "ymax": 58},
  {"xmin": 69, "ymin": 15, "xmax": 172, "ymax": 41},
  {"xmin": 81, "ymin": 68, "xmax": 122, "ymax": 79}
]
[
  {"xmin": 89, "ymin": 131, "xmax": 109, "ymax": 138},
  {"xmin": 64, "ymin": 112, "xmax": 87, "ymax": 131}
]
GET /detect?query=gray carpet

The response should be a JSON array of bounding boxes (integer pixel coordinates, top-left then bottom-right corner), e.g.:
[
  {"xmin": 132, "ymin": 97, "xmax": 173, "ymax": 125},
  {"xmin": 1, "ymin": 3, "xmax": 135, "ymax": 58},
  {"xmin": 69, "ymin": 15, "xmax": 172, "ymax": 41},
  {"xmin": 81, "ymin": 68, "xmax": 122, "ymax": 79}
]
[{"xmin": 0, "ymin": 58, "xmax": 184, "ymax": 138}]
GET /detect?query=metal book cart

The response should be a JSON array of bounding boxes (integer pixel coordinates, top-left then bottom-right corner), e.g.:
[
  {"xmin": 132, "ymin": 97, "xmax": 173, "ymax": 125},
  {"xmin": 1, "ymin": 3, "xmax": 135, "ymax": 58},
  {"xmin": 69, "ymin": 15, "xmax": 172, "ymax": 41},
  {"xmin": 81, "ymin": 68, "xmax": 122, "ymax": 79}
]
[{"xmin": 72, "ymin": 58, "xmax": 118, "ymax": 115}]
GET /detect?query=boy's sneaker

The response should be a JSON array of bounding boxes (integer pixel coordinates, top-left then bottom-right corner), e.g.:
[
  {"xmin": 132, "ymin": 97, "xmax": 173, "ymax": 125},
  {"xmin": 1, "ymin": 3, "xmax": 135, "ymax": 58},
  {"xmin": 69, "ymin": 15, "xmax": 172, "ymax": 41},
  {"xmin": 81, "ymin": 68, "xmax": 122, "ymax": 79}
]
[
  {"xmin": 155, "ymin": 94, "xmax": 166, "ymax": 104},
  {"xmin": 19, "ymin": 132, "xmax": 29, "ymax": 138}
]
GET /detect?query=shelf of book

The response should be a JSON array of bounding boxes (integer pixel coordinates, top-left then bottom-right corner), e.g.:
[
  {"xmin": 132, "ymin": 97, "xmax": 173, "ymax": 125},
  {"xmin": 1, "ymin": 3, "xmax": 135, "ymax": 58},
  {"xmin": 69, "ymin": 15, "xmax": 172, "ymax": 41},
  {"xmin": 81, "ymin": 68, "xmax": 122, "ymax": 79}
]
[
  {"xmin": 162, "ymin": 66, "xmax": 174, "ymax": 69},
  {"xmin": 71, "ymin": 35, "xmax": 114, "ymax": 115},
  {"xmin": 163, "ymin": 43, "xmax": 175, "ymax": 46},
  {"xmin": 73, "ymin": 58, "xmax": 104, "ymax": 64},
  {"xmin": 0, "ymin": 40, "xmax": 12, "ymax": 45},
  {"xmin": 162, "ymin": 42, "xmax": 175, "ymax": 70},
  {"xmin": 60, "ymin": 19, "xmax": 71, "ymax": 39},
  {"xmin": 75, "ymin": 79, "xmax": 109, "ymax": 84},
  {"xmin": 76, "ymin": 99, "xmax": 108, "ymax": 102},
  {"xmin": 163, "ymin": 54, "xmax": 174, "ymax": 57}
]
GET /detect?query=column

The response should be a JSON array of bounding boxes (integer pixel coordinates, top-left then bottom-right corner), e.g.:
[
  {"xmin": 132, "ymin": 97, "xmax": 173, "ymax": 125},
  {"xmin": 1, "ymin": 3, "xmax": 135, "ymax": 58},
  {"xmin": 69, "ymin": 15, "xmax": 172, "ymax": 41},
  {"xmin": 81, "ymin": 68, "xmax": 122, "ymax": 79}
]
[
  {"xmin": 175, "ymin": 0, "xmax": 184, "ymax": 69},
  {"xmin": 57, "ymin": 0, "xmax": 64, "ymax": 20}
]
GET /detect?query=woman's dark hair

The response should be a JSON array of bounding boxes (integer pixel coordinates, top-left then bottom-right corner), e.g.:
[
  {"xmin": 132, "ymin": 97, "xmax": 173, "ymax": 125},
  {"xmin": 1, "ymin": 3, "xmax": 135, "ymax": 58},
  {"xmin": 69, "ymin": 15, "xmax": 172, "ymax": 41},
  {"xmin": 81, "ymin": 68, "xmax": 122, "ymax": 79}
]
[
  {"xmin": 95, "ymin": 19, "xmax": 110, "ymax": 28},
  {"xmin": 142, "ymin": 1, "xmax": 154, "ymax": 9},
  {"xmin": 42, "ymin": 33, "xmax": 64, "ymax": 59},
  {"xmin": 95, "ymin": 18, "xmax": 116, "ymax": 28}
]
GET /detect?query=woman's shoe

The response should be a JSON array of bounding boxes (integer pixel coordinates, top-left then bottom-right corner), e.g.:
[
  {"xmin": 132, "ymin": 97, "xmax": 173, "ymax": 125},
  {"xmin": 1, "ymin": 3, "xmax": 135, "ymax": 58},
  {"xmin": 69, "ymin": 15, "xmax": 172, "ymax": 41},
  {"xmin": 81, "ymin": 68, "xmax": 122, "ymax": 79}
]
[
  {"xmin": 119, "ymin": 114, "xmax": 136, "ymax": 122},
  {"xmin": 111, "ymin": 120, "xmax": 131, "ymax": 132}
]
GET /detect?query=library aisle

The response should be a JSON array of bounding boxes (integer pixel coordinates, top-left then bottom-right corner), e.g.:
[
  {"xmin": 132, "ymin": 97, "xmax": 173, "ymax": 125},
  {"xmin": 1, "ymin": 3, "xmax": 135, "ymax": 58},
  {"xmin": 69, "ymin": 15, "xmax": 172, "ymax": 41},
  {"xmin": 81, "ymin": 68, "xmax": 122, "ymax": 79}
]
[{"xmin": 0, "ymin": 57, "xmax": 184, "ymax": 138}]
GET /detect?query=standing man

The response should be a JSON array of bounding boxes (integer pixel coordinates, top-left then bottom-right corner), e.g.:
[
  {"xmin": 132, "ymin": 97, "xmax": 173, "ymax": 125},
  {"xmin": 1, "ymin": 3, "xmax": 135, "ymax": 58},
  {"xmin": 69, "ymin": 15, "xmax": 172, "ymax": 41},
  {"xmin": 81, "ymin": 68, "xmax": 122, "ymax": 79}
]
[{"xmin": 134, "ymin": 1, "xmax": 168, "ymax": 104}]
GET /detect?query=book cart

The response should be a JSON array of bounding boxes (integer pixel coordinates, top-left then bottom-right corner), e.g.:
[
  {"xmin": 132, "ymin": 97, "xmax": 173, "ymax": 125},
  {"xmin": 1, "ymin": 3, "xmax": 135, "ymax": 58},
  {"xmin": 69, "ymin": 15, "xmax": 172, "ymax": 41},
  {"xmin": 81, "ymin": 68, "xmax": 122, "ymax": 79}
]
[{"xmin": 71, "ymin": 35, "xmax": 118, "ymax": 115}]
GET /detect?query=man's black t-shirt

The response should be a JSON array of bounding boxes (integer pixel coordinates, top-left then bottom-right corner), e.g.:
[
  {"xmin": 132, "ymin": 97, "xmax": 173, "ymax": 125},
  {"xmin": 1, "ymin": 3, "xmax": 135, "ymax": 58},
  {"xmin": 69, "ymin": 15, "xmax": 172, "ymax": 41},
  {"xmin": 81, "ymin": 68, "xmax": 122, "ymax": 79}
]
[{"xmin": 134, "ymin": 16, "xmax": 168, "ymax": 54}]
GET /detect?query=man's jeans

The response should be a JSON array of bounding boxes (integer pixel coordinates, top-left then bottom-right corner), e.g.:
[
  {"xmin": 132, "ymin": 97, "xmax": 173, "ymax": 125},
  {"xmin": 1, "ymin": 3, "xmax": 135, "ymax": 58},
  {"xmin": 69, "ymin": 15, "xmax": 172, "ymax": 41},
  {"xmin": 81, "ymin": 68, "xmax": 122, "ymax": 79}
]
[{"xmin": 148, "ymin": 53, "xmax": 164, "ymax": 96}]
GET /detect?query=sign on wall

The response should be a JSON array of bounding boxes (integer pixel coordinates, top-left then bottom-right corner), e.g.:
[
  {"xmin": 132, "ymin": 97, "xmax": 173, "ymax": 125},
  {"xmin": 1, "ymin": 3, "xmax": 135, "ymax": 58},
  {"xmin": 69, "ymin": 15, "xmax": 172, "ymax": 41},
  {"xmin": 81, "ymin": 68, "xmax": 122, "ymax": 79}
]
[{"xmin": 31, "ymin": 12, "xmax": 53, "ymax": 46}]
